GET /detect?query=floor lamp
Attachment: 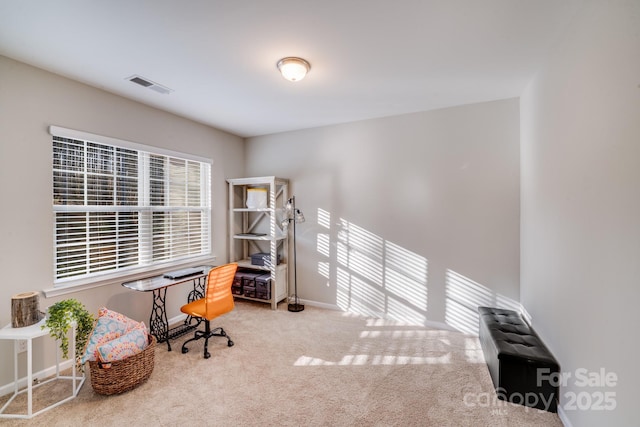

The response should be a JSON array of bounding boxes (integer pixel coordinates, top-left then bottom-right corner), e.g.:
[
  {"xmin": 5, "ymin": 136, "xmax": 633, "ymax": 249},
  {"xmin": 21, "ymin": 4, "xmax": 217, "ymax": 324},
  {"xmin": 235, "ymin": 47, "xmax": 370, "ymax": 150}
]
[{"xmin": 283, "ymin": 196, "xmax": 305, "ymax": 312}]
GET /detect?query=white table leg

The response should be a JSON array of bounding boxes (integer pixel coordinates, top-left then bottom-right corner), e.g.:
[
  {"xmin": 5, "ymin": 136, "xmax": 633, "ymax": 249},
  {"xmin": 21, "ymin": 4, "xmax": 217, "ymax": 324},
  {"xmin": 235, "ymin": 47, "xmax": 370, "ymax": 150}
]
[
  {"xmin": 27, "ymin": 338, "xmax": 33, "ymax": 417},
  {"xmin": 13, "ymin": 340, "xmax": 18, "ymax": 394},
  {"xmin": 71, "ymin": 326, "xmax": 76, "ymax": 395}
]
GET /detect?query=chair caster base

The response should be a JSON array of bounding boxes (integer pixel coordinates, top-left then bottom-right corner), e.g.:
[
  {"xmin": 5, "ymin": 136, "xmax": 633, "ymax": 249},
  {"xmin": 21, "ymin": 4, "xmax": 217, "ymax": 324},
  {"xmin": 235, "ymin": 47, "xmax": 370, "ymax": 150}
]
[{"xmin": 179, "ymin": 322, "xmax": 234, "ymax": 358}]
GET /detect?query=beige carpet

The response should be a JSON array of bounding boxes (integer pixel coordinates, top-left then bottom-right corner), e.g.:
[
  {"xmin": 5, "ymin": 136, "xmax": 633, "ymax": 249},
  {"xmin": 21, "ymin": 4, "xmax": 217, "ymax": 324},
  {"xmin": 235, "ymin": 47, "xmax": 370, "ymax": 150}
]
[{"xmin": 0, "ymin": 300, "xmax": 562, "ymax": 426}]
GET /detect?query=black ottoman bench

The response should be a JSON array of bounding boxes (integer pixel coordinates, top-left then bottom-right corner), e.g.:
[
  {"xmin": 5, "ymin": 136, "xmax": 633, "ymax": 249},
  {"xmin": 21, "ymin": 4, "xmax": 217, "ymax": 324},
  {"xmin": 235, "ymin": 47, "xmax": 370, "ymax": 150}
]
[{"xmin": 478, "ymin": 306, "xmax": 560, "ymax": 412}]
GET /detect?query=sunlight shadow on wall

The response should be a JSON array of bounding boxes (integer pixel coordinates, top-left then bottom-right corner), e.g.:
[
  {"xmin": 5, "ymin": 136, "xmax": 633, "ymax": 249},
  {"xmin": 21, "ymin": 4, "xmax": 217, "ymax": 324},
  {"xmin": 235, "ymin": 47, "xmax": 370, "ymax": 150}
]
[
  {"xmin": 316, "ymin": 208, "xmax": 428, "ymax": 326},
  {"xmin": 445, "ymin": 269, "xmax": 520, "ymax": 335}
]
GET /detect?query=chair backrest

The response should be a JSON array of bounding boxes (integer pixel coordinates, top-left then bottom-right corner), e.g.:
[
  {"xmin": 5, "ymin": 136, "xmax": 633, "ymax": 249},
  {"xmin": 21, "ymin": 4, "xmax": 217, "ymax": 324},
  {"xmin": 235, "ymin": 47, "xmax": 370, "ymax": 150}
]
[{"xmin": 203, "ymin": 263, "xmax": 238, "ymax": 320}]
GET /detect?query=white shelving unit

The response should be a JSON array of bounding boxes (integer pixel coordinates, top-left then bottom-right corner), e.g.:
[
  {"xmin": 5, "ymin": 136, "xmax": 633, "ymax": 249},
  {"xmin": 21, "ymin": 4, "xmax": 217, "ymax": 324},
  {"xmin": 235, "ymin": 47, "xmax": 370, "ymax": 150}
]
[{"xmin": 227, "ymin": 177, "xmax": 289, "ymax": 309}]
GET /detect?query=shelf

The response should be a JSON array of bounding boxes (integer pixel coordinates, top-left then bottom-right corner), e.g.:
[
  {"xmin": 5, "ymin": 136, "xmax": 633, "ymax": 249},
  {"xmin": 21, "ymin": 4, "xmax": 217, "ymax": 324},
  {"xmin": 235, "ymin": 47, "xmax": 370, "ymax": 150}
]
[
  {"xmin": 233, "ymin": 234, "xmax": 286, "ymax": 241},
  {"xmin": 227, "ymin": 176, "xmax": 289, "ymax": 186},
  {"xmin": 236, "ymin": 259, "xmax": 287, "ymax": 271},
  {"xmin": 234, "ymin": 294, "xmax": 288, "ymax": 304},
  {"xmin": 233, "ymin": 208, "xmax": 273, "ymax": 212}
]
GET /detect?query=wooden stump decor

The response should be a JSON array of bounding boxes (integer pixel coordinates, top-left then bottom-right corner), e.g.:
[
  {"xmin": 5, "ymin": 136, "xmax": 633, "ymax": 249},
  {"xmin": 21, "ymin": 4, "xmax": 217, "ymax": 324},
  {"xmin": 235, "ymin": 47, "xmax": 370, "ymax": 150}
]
[{"xmin": 11, "ymin": 291, "xmax": 43, "ymax": 328}]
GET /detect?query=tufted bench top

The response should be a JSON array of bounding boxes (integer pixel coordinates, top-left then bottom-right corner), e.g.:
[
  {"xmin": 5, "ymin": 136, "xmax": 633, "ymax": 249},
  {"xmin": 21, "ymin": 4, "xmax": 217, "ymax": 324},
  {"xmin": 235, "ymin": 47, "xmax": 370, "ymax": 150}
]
[{"xmin": 478, "ymin": 306, "xmax": 558, "ymax": 365}]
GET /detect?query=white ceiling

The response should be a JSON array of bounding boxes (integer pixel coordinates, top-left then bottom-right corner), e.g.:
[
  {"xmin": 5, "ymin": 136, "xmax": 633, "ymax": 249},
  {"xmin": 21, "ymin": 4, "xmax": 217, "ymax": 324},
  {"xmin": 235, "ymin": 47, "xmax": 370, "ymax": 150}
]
[{"xmin": 0, "ymin": 0, "xmax": 582, "ymax": 138}]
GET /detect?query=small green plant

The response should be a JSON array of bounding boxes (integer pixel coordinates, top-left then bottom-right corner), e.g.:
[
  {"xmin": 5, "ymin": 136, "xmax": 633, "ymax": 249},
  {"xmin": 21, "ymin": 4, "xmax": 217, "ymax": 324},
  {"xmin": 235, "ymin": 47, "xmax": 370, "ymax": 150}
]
[{"xmin": 44, "ymin": 299, "xmax": 94, "ymax": 364}]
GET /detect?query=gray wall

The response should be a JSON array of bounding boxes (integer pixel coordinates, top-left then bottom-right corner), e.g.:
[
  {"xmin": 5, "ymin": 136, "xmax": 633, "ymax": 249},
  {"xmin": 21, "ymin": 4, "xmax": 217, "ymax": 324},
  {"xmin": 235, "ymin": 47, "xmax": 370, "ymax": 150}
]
[
  {"xmin": 5, "ymin": 3, "xmax": 636, "ymax": 422},
  {"xmin": 0, "ymin": 56, "xmax": 244, "ymax": 387},
  {"xmin": 245, "ymin": 99, "xmax": 521, "ymax": 332},
  {"xmin": 520, "ymin": 1, "xmax": 640, "ymax": 425}
]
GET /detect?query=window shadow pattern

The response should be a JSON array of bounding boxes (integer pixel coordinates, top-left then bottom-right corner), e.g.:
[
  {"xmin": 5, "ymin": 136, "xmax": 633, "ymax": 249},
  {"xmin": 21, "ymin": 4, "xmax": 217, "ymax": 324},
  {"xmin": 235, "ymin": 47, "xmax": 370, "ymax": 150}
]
[{"xmin": 316, "ymin": 208, "xmax": 428, "ymax": 325}]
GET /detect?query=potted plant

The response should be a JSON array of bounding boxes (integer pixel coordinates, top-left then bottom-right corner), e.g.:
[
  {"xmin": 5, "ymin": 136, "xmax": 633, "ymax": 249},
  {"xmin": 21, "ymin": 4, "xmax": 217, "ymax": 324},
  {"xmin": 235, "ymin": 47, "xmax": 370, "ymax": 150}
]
[{"xmin": 43, "ymin": 299, "xmax": 94, "ymax": 365}]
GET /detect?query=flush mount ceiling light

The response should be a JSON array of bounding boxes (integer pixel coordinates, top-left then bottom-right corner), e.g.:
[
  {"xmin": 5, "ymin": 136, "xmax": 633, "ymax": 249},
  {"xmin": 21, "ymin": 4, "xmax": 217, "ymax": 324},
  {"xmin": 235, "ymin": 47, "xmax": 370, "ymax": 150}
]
[{"xmin": 277, "ymin": 57, "xmax": 310, "ymax": 82}]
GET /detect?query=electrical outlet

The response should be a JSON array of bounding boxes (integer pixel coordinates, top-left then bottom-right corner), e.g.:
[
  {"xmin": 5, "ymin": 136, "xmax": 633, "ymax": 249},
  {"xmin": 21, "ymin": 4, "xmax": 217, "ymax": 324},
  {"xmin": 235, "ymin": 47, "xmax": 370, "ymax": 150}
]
[{"xmin": 17, "ymin": 339, "xmax": 27, "ymax": 353}]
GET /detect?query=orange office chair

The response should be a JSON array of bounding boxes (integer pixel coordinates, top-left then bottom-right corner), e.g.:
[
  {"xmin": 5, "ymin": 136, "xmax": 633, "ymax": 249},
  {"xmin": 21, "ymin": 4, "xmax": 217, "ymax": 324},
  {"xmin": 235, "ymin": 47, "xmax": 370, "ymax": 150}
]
[{"xmin": 180, "ymin": 263, "xmax": 238, "ymax": 358}]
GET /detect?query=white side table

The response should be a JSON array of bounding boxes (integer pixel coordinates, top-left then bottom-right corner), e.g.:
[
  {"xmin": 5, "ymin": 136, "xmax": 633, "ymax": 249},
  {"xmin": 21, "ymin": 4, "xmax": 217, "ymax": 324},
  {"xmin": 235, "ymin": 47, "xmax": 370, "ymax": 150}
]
[{"xmin": 0, "ymin": 319, "xmax": 85, "ymax": 419}]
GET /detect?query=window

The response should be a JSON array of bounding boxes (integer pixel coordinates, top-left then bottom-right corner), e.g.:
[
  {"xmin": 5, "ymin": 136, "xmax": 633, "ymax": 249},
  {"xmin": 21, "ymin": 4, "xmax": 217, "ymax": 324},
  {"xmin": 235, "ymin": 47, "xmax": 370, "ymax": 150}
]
[{"xmin": 51, "ymin": 127, "xmax": 211, "ymax": 284}]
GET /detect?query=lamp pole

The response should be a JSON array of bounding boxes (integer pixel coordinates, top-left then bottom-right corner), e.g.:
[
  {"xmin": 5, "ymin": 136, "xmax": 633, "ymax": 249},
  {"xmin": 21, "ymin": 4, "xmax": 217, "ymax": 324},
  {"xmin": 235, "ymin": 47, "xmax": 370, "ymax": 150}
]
[{"xmin": 288, "ymin": 196, "xmax": 304, "ymax": 312}]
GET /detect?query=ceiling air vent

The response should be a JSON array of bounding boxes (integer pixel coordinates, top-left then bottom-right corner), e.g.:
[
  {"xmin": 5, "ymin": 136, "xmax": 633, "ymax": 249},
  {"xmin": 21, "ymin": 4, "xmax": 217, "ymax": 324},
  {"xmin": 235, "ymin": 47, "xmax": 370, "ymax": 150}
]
[{"xmin": 126, "ymin": 75, "xmax": 173, "ymax": 95}]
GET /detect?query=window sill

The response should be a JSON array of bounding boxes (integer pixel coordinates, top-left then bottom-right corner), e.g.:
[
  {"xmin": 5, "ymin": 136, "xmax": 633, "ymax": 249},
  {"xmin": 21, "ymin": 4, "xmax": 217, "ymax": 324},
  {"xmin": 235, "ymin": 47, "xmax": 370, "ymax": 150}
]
[{"xmin": 42, "ymin": 256, "xmax": 217, "ymax": 298}]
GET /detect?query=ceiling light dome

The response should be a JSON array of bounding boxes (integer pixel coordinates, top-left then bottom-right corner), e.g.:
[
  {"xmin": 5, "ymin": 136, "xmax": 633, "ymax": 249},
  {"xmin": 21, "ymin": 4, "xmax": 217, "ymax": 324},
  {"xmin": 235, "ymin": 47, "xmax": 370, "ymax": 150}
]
[{"xmin": 277, "ymin": 57, "xmax": 310, "ymax": 82}]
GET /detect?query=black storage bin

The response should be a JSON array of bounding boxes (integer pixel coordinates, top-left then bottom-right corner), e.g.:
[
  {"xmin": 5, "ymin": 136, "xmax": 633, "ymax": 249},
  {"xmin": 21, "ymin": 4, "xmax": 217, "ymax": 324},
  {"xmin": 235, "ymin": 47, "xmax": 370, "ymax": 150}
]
[
  {"xmin": 231, "ymin": 282, "xmax": 243, "ymax": 295},
  {"xmin": 255, "ymin": 290, "xmax": 270, "ymax": 300},
  {"xmin": 255, "ymin": 274, "xmax": 271, "ymax": 300},
  {"xmin": 233, "ymin": 270, "xmax": 262, "ymax": 296},
  {"xmin": 243, "ymin": 285, "xmax": 256, "ymax": 298},
  {"xmin": 255, "ymin": 274, "xmax": 271, "ymax": 291},
  {"xmin": 231, "ymin": 274, "xmax": 243, "ymax": 295},
  {"xmin": 250, "ymin": 252, "xmax": 281, "ymax": 266}
]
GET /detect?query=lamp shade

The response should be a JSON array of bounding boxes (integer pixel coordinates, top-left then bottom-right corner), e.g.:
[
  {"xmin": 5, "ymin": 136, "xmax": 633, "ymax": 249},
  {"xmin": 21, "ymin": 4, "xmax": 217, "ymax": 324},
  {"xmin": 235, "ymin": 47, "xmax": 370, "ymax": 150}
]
[{"xmin": 277, "ymin": 57, "xmax": 310, "ymax": 82}]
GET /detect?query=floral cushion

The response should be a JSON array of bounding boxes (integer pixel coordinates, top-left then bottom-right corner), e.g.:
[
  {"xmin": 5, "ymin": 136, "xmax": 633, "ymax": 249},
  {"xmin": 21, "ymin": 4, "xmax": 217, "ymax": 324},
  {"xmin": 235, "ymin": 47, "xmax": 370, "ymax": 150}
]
[
  {"xmin": 81, "ymin": 316, "xmax": 129, "ymax": 363},
  {"xmin": 96, "ymin": 325, "xmax": 148, "ymax": 363},
  {"xmin": 98, "ymin": 307, "xmax": 141, "ymax": 331},
  {"xmin": 81, "ymin": 308, "xmax": 148, "ymax": 364}
]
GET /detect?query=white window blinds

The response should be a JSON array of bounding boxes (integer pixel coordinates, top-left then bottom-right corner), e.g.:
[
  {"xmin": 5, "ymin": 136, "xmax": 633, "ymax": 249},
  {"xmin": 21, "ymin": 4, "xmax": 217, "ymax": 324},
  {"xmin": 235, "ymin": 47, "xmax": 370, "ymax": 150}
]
[{"xmin": 52, "ymin": 130, "xmax": 211, "ymax": 283}]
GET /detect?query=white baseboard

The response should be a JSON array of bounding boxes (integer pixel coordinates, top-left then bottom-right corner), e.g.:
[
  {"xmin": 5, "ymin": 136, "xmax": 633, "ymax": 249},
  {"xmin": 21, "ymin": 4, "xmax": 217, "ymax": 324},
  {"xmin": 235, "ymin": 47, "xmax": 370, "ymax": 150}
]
[
  {"xmin": 557, "ymin": 406, "xmax": 572, "ymax": 427},
  {"xmin": 519, "ymin": 304, "xmax": 533, "ymax": 326},
  {"xmin": 168, "ymin": 313, "xmax": 188, "ymax": 325},
  {"xmin": 0, "ymin": 358, "xmax": 76, "ymax": 397},
  {"xmin": 239, "ymin": 296, "xmax": 461, "ymax": 333},
  {"xmin": 298, "ymin": 298, "xmax": 340, "ymax": 311},
  {"xmin": 0, "ymin": 316, "xmax": 191, "ymax": 397},
  {"xmin": 298, "ymin": 299, "xmax": 458, "ymax": 331}
]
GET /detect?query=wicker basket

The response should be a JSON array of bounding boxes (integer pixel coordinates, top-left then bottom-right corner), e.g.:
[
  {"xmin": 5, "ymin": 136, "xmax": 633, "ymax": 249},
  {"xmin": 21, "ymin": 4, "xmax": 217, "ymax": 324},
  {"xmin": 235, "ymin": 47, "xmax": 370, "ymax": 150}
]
[{"xmin": 88, "ymin": 335, "xmax": 156, "ymax": 395}]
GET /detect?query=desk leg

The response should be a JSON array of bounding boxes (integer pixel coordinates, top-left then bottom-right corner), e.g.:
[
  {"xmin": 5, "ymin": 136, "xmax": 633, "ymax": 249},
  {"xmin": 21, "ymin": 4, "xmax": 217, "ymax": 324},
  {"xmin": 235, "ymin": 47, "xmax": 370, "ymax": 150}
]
[
  {"xmin": 183, "ymin": 276, "xmax": 206, "ymax": 326},
  {"xmin": 149, "ymin": 287, "xmax": 171, "ymax": 351},
  {"xmin": 187, "ymin": 276, "xmax": 206, "ymax": 303}
]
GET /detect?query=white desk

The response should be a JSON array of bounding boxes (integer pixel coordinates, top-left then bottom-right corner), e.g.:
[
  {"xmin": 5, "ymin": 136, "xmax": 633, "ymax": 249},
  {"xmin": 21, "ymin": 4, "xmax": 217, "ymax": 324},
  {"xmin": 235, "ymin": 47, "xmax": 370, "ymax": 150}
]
[{"xmin": 0, "ymin": 319, "xmax": 85, "ymax": 419}]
